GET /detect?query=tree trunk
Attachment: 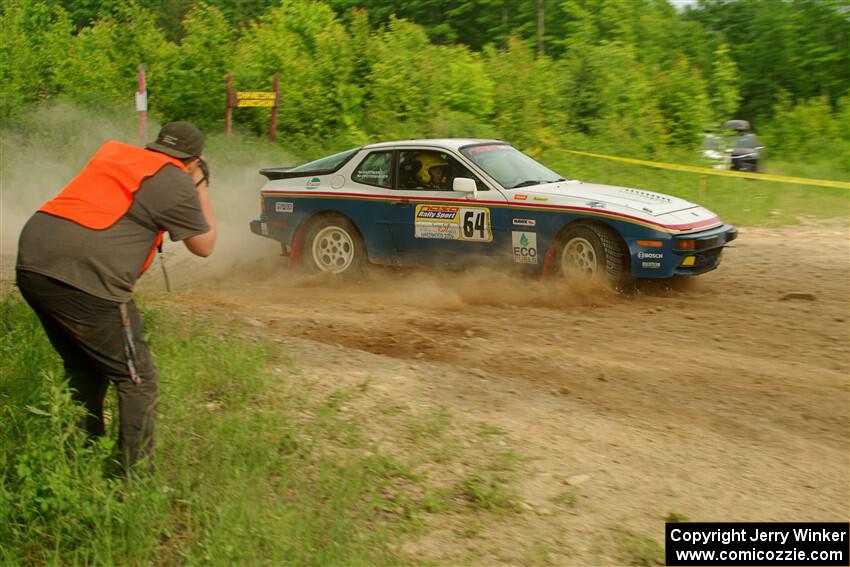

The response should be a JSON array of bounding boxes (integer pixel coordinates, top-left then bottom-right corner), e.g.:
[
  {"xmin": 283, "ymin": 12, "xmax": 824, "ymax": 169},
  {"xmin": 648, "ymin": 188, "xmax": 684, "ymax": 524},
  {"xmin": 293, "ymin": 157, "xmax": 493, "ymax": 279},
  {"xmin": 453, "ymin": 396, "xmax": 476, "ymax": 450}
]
[{"xmin": 537, "ymin": 0, "xmax": 545, "ymax": 55}]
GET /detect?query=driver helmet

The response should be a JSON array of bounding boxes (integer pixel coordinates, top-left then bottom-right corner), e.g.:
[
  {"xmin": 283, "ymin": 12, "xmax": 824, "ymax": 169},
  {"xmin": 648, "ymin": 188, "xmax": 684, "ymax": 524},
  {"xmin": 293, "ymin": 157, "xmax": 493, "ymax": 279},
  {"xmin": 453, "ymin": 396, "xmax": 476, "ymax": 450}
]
[{"xmin": 415, "ymin": 153, "xmax": 448, "ymax": 185}]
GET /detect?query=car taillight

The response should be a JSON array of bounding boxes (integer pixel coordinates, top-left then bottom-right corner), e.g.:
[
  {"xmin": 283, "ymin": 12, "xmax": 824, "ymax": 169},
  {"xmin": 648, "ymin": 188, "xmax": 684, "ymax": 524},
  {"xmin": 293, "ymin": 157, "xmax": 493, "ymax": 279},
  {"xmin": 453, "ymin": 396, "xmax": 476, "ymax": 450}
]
[{"xmin": 675, "ymin": 239, "xmax": 695, "ymax": 250}]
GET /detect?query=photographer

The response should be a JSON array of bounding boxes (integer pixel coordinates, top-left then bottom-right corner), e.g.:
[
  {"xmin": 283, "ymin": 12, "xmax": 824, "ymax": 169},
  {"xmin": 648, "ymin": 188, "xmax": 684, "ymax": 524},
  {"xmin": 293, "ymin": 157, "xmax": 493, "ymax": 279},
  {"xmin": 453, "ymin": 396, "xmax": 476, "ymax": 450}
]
[{"xmin": 15, "ymin": 121, "xmax": 217, "ymax": 474}]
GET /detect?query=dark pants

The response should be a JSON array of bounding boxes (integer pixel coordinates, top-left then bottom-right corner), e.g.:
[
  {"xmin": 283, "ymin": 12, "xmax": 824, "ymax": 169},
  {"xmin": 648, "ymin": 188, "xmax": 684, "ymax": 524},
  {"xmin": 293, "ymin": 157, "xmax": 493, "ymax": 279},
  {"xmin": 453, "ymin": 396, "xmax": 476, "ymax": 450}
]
[{"xmin": 16, "ymin": 270, "xmax": 158, "ymax": 472}]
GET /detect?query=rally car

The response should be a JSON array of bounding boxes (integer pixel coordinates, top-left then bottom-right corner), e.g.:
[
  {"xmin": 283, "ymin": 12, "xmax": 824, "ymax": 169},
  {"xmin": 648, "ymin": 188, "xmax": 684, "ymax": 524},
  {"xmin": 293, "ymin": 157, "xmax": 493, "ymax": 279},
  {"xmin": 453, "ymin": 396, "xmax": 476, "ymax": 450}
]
[{"xmin": 250, "ymin": 139, "xmax": 737, "ymax": 285}]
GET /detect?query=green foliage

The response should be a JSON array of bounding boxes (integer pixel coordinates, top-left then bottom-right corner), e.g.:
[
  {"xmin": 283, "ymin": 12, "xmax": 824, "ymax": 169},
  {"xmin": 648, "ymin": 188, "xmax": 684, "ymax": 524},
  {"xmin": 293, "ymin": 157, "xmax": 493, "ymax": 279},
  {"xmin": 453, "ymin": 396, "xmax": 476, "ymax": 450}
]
[
  {"xmin": 762, "ymin": 94, "xmax": 850, "ymax": 172},
  {"xmin": 57, "ymin": 2, "xmax": 176, "ymax": 110},
  {"xmin": 653, "ymin": 57, "xmax": 711, "ymax": 147},
  {"xmin": 688, "ymin": 0, "xmax": 850, "ymax": 122},
  {"xmin": 156, "ymin": 2, "xmax": 235, "ymax": 131},
  {"xmin": 0, "ymin": 296, "xmax": 440, "ymax": 564},
  {"xmin": 1, "ymin": 0, "xmax": 847, "ymax": 173},
  {"xmin": 233, "ymin": 0, "xmax": 364, "ymax": 151},
  {"xmin": 483, "ymin": 37, "xmax": 558, "ymax": 151},
  {"xmin": 560, "ymin": 42, "xmax": 667, "ymax": 154},
  {"xmin": 0, "ymin": 0, "xmax": 73, "ymax": 122},
  {"xmin": 709, "ymin": 43, "xmax": 741, "ymax": 124}
]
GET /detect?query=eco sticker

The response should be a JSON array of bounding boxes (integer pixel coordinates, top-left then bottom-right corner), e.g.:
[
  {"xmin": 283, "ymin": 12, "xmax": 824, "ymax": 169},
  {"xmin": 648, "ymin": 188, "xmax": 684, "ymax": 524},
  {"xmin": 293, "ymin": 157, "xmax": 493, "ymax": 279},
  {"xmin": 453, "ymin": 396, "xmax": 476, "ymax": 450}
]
[
  {"xmin": 511, "ymin": 231, "xmax": 538, "ymax": 264},
  {"xmin": 306, "ymin": 177, "xmax": 321, "ymax": 189},
  {"xmin": 414, "ymin": 205, "xmax": 492, "ymax": 242}
]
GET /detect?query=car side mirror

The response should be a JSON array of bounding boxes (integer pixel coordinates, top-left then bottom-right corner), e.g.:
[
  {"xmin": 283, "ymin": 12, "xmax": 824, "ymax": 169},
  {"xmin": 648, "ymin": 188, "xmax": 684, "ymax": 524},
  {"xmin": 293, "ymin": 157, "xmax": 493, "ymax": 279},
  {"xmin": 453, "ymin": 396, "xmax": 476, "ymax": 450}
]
[{"xmin": 453, "ymin": 177, "xmax": 477, "ymax": 197}]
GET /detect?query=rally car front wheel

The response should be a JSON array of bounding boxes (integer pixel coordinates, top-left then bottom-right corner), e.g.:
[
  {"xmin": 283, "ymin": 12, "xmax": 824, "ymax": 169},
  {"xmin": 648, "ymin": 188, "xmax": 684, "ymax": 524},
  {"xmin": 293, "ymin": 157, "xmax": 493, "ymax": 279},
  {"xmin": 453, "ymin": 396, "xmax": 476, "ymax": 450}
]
[
  {"xmin": 303, "ymin": 215, "xmax": 365, "ymax": 275},
  {"xmin": 556, "ymin": 223, "xmax": 628, "ymax": 288}
]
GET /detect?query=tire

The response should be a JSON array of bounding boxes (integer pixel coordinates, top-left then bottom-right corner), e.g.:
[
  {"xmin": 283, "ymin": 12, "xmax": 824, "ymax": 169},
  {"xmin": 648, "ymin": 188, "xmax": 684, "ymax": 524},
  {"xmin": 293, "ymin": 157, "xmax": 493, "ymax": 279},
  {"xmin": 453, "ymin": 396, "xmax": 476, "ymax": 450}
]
[
  {"xmin": 302, "ymin": 215, "xmax": 366, "ymax": 275},
  {"xmin": 555, "ymin": 223, "xmax": 629, "ymax": 288}
]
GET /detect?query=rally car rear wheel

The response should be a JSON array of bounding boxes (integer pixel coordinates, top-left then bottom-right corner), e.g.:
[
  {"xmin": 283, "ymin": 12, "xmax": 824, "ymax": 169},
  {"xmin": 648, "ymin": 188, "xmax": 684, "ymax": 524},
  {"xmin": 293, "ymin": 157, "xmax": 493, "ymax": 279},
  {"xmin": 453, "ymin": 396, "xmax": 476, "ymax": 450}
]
[
  {"xmin": 556, "ymin": 224, "xmax": 628, "ymax": 287},
  {"xmin": 303, "ymin": 216, "xmax": 365, "ymax": 275}
]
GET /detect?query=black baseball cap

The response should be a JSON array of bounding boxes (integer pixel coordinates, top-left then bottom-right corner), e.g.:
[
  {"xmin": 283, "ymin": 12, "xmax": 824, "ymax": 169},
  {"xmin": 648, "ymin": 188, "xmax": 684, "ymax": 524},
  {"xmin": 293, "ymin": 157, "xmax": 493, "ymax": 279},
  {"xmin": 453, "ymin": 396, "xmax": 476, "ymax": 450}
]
[{"xmin": 145, "ymin": 121, "xmax": 204, "ymax": 159}]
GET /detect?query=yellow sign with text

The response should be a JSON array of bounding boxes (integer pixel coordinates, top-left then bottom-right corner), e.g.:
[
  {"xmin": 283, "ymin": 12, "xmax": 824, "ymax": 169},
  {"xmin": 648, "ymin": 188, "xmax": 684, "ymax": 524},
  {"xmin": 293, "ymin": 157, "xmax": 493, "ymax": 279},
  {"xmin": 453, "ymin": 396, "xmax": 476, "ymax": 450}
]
[
  {"xmin": 237, "ymin": 92, "xmax": 275, "ymax": 100},
  {"xmin": 237, "ymin": 99, "xmax": 275, "ymax": 107},
  {"xmin": 236, "ymin": 91, "xmax": 277, "ymax": 107}
]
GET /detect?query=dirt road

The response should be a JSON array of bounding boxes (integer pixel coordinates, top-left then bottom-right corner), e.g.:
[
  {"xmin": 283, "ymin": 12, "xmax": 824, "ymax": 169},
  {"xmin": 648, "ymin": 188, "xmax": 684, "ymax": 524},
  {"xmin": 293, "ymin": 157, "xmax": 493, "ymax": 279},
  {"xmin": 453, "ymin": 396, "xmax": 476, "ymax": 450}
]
[{"xmin": 140, "ymin": 222, "xmax": 850, "ymax": 563}]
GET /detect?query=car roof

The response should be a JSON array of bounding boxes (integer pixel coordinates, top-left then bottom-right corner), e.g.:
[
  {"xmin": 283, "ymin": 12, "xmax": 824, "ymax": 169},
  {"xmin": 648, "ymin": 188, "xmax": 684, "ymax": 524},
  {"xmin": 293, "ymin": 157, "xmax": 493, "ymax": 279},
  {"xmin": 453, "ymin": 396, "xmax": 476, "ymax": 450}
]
[{"xmin": 362, "ymin": 138, "xmax": 508, "ymax": 151}]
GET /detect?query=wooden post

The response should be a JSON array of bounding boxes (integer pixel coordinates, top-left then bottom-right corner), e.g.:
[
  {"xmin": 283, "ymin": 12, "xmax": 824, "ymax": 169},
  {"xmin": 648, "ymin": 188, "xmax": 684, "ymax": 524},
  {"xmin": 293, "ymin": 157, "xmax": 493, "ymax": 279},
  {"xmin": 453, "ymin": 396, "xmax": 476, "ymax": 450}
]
[
  {"xmin": 224, "ymin": 73, "xmax": 234, "ymax": 136},
  {"xmin": 136, "ymin": 64, "xmax": 147, "ymax": 144},
  {"xmin": 268, "ymin": 73, "xmax": 280, "ymax": 143}
]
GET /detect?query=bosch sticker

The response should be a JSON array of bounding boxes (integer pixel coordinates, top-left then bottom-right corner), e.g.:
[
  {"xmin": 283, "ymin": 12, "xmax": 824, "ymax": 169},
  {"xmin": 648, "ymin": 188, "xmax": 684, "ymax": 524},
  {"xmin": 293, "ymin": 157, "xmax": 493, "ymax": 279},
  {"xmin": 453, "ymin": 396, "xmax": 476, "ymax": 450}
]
[
  {"xmin": 414, "ymin": 205, "xmax": 492, "ymax": 242},
  {"xmin": 512, "ymin": 231, "xmax": 538, "ymax": 264},
  {"xmin": 275, "ymin": 201, "xmax": 294, "ymax": 213},
  {"xmin": 637, "ymin": 251, "xmax": 663, "ymax": 259}
]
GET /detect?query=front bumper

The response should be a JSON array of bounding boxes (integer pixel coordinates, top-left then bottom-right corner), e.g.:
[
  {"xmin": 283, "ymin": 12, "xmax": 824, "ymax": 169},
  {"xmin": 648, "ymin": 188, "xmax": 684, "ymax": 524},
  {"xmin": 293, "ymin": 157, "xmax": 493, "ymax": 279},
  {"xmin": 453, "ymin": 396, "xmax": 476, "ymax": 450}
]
[
  {"xmin": 672, "ymin": 224, "xmax": 737, "ymax": 276},
  {"xmin": 629, "ymin": 224, "xmax": 737, "ymax": 278}
]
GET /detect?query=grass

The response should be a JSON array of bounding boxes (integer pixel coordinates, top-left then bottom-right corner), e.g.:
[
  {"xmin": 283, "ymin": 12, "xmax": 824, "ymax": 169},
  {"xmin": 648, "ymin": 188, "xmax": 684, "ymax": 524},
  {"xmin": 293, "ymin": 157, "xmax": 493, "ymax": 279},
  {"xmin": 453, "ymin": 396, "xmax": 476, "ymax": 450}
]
[
  {"xmin": 1, "ymin": 293, "xmax": 533, "ymax": 566},
  {"xmin": 541, "ymin": 149, "xmax": 849, "ymax": 226},
  {"xmin": 609, "ymin": 528, "xmax": 665, "ymax": 567},
  {"xmin": 1, "ymin": 291, "xmax": 558, "ymax": 565}
]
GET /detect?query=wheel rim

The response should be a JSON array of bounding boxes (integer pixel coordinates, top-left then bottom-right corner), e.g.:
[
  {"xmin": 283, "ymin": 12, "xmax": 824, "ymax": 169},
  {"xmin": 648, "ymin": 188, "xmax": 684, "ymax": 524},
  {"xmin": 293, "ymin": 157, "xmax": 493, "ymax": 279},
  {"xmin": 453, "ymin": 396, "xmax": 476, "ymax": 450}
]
[
  {"xmin": 561, "ymin": 237, "xmax": 599, "ymax": 278},
  {"xmin": 311, "ymin": 226, "xmax": 355, "ymax": 273}
]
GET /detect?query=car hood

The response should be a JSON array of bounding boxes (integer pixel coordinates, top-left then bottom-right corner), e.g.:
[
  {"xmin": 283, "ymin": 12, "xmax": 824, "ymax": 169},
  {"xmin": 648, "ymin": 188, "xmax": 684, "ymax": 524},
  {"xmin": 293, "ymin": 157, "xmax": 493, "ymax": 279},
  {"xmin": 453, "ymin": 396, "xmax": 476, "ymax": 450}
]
[{"xmin": 513, "ymin": 180, "xmax": 700, "ymax": 217}]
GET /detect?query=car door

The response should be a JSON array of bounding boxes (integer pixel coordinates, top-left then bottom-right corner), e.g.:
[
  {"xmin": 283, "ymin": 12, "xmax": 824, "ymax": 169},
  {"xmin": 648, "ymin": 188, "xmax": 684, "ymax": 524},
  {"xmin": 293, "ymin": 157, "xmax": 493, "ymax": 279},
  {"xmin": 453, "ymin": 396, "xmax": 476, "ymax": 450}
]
[{"xmin": 384, "ymin": 148, "xmax": 510, "ymax": 266}]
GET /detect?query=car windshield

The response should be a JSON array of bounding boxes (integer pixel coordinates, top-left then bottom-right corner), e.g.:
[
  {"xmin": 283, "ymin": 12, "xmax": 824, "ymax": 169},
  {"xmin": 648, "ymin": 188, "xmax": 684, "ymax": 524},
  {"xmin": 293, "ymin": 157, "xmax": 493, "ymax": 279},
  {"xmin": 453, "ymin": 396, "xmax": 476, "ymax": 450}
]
[
  {"xmin": 289, "ymin": 148, "xmax": 359, "ymax": 173},
  {"xmin": 460, "ymin": 144, "xmax": 564, "ymax": 189}
]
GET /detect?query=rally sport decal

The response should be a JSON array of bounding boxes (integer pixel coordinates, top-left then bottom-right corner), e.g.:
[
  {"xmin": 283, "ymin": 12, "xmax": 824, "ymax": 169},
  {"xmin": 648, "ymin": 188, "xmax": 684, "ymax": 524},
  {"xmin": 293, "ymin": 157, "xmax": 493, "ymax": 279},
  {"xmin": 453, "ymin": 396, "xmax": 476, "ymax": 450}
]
[{"xmin": 414, "ymin": 205, "xmax": 492, "ymax": 242}]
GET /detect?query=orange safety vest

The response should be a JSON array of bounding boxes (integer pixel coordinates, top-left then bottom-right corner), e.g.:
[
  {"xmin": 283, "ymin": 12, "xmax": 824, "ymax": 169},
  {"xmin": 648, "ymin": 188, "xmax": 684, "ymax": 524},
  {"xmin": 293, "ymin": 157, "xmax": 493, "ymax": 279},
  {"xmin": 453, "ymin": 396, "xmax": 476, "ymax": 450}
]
[{"xmin": 40, "ymin": 141, "xmax": 188, "ymax": 275}]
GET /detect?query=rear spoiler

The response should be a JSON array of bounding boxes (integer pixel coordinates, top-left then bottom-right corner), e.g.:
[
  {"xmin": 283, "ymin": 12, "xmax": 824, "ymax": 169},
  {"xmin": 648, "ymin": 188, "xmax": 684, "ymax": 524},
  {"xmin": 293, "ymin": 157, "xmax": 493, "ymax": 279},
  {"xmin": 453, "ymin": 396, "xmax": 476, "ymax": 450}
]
[
  {"xmin": 259, "ymin": 167, "xmax": 341, "ymax": 180},
  {"xmin": 259, "ymin": 167, "xmax": 296, "ymax": 180}
]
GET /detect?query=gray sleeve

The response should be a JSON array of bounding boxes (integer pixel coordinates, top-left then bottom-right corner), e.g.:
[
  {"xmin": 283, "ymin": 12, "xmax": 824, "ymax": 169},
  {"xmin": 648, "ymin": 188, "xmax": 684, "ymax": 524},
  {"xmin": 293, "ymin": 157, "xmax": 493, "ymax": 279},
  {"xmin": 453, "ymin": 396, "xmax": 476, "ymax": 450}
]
[{"xmin": 134, "ymin": 165, "xmax": 210, "ymax": 242}]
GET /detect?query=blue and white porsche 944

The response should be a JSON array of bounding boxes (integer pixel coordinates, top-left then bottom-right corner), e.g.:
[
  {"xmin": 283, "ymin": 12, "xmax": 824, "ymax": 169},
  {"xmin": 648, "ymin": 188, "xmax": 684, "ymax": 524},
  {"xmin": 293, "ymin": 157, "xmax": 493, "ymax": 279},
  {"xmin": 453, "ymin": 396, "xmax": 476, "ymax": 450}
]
[{"xmin": 250, "ymin": 139, "xmax": 737, "ymax": 285}]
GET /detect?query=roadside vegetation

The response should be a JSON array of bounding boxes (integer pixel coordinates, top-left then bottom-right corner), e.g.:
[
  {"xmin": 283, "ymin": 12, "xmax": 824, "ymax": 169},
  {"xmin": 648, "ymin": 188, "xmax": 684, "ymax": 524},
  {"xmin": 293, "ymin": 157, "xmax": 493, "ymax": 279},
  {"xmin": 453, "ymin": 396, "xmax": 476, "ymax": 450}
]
[
  {"xmin": 0, "ymin": 294, "xmax": 409, "ymax": 564},
  {"xmin": 0, "ymin": 293, "xmax": 567, "ymax": 565},
  {"xmin": 2, "ymin": 0, "xmax": 848, "ymax": 175}
]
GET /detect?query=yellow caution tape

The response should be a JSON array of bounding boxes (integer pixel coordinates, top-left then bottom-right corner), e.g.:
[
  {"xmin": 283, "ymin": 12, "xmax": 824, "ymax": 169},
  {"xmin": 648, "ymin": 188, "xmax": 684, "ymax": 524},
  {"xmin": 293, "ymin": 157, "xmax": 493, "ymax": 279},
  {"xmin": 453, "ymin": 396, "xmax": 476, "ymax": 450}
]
[{"xmin": 556, "ymin": 149, "xmax": 850, "ymax": 190}]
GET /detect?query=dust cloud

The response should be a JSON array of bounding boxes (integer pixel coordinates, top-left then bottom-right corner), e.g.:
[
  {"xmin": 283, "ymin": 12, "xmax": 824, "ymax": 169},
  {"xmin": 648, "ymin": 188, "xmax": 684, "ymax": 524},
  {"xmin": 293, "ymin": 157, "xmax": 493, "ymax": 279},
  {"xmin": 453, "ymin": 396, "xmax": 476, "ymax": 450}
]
[
  {"xmin": 191, "ymin": 264, "xmax": 623, "ymax": 313},
  {"xmin": 1, "ymin": 103, "xmax": 136, "ymax": 268},
  {"xmin": 0, "ymin": 102, "xmax": 291, "ymax": 287}
]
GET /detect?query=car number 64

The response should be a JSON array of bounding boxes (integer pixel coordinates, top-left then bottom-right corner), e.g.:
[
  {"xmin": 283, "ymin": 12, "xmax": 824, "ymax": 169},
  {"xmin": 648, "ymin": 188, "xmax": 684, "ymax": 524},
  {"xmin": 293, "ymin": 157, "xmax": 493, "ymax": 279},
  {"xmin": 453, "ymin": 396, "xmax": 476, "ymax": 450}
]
[{"xmin": 460, "ymin": 208, "xmax": 492, "ymax": 242}]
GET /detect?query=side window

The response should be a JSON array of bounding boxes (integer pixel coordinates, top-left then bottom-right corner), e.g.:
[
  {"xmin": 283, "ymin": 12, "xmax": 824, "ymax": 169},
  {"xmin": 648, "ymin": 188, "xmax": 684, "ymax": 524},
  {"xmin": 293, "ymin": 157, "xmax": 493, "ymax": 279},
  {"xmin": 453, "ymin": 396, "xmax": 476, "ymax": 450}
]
[
  {"xmin": 397, "ymin": 150, "xmax": 488, "ymax": 191},
  {"xmin": 352, "ymin": 151, "xmax": 393, "ymax": 188}
]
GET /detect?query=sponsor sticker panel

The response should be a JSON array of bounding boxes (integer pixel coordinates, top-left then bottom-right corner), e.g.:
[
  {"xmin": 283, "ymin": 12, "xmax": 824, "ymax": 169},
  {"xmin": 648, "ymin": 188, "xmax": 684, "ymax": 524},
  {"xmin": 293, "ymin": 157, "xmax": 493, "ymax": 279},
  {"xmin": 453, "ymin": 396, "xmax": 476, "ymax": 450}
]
[
  {"xmin": 512, "ymin": 231, "xmax": 538, "ymax": 264},
  {"xmin": 414, "ymin": 205, "xmax": 492, "ymax": 242}
]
